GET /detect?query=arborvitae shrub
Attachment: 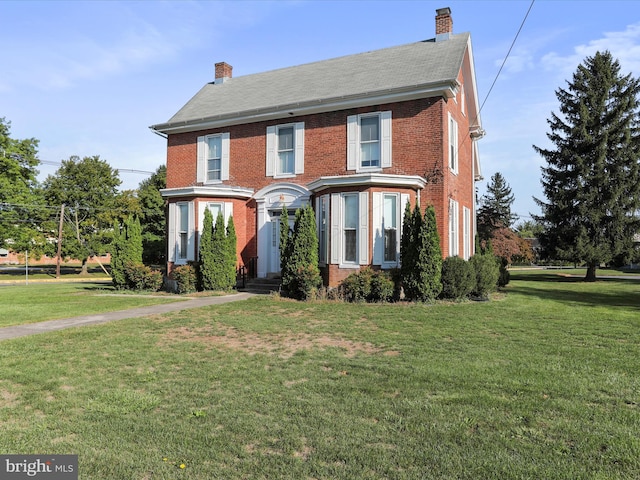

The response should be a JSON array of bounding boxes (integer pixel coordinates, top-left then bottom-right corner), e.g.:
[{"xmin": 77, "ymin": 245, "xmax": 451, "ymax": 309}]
[
  {"xmin": 280, "ymin": 205, "xmax": 321, "ymax": 300},
  {"xmin": 172, "ymin": 264, "xmax": 197, "ymax": 294},
  {"xmin": 469, "ymin": 253, "xmax": 500, "ymax": 299},
  {"xmin": 111, "ymin": 216, "xmax": 143, "ymax": 290},
  {"xmin": 440, "ymin": 256, "xmax": 474, "ymax": 300},
  {"xmin": 226, "ymin": 216, "xmax": 238, "ymax": 289},
  {"xmin": 198, "ymin": 208, "xmax": 215, "ymax": 291}
]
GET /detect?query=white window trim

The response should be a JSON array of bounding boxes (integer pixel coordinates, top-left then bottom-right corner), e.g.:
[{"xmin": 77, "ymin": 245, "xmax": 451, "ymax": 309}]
[
  {"xmin": 448, "ymin": 113, "xmax": 458, "ymax": 174},
  {"xmin": 266, "ymin": 122, "xmax": 304, "ymax": 178},
  {"xmin": 449, "ymin": 198, "xmax": 459, "ymax": 257},
  {"xmin": 347, "ymin": 111, "xmax": 392, "ymax": 172},
  {"xmin": 330, "ymin": 191, "xmax": 369, "ymax": 267},
  {"xmin": 197, "ymin": 133, "xmax": 230, "ymax": 184},
  {"xmin": 168, "ymin": 201, "xmax": 195, "ymax": 265},
  {"xmin": 372, "ymin": 192, "xmax": 409, "ymax": 267}
]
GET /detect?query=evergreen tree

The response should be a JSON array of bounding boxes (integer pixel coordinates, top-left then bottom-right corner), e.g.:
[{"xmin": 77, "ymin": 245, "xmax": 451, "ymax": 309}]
[
  {"xmin": 477, "ymin": 172, "xmax": 516, "ymax": 241},
  {"xmin": 280, "ymin": 205, "xmax": 321, "ymax": 299},
  {"xmin": 400, "ymin": 200, "xmax": 417, "ymax": 297},
  {"xmin": 225, "ymin": 216, "xmax": 237, "ymax": 289},
  {"xmin": 533, "ymin": 51, "xmax": 640, "ymax": 281},
  {"xmin": 198, "ymin": 208, "xmax": 215, "ymax": 291},
  {"xmin": 279, "ymin": 205, "xmax": 290, "ymax": 277},
  {"xmin": 110, "ymin": 215, "xmax": 143, "ymax": 289},
  {"xmin": 401, "ymin": 203, "xmax": 442, "ymax": 302},
  {"xmin": 209, "ymin": 212, "xmax": 229, "ymax": 290}
]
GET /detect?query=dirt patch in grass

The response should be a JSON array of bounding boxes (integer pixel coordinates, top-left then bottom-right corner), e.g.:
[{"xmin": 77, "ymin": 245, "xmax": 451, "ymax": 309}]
[
  {"xmin": 160, "ymin": 325, "xmax": 384, "ymax": 359},
  {"xmin": 0, "ymin": 388, "xmax": 19, "ymax": 408}
]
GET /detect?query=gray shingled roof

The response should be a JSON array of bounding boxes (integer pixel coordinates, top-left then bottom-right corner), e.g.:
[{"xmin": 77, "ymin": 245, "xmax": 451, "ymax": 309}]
[{"xmin": 152, "ymin": 33, "xmax": 470, "ymax": 132}]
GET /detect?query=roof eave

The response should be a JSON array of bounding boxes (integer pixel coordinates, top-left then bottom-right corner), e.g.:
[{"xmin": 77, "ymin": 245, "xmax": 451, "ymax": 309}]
[{"xmin": 150, "ymin": 81, "xmax": 459, "ymax": 135}]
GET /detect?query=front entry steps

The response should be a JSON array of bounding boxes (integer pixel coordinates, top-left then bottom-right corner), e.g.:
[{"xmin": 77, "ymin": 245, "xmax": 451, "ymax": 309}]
[{"xmin": 239, "ymin": 277, "xmax": 282, "ymax": 295}]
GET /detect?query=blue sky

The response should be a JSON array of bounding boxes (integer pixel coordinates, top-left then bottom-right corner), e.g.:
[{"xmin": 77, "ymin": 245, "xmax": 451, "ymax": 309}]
[{"xmin": 2, "ymin": 0, "xmax": 640, "ymax": 222}]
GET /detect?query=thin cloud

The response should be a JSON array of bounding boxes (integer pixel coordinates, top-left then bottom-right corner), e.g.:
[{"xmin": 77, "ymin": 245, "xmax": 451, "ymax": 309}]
[{"xmin": 541, "ymin": 22, "xmax": 640, "ymax": 79}]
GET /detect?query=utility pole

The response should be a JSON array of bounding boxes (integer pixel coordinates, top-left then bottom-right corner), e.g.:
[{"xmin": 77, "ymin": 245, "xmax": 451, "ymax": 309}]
[{"xmin": 56, "ymin": 203, "xmax": 65, "ymax": 279}]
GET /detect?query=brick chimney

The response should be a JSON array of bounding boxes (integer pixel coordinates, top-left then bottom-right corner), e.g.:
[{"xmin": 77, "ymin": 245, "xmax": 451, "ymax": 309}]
[
  {"xmin": 215, "ymin": 62, "xmax": 232, "ymax": 84},
  {"xmin": 435, "ymin": 7, "xmax": 453, "ymax": 41}
]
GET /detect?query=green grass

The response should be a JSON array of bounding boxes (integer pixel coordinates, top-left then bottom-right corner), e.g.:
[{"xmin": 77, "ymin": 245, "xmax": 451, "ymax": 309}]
[
  {"xmin": 0, "ymin": 282, "xmax": 185, "ymax": 327},
  {"xmin": 1, "ymin": 271, "xmax": 639, "ymax": 478}
]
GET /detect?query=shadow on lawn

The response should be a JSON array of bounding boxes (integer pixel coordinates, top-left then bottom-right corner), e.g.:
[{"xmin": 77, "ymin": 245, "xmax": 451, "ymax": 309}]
[{"xmin": 508, "ymin": 273, "xmax": 640, "ymax": 310}]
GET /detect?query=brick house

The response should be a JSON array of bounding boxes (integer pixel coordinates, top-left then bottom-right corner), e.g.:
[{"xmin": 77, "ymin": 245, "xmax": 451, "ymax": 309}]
[{"xmin": 150, "ymin": 7, "xmax": 484, "ymax": 287}]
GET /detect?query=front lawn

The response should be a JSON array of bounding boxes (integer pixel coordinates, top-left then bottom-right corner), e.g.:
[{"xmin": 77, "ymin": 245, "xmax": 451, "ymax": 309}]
[
  {"xmin": 0, "ymin": 271, "xmax": 639, "ymax": 478},
  {"xmin": 0, "ymin": 282, "xmax": 185, "ymax": 327}
]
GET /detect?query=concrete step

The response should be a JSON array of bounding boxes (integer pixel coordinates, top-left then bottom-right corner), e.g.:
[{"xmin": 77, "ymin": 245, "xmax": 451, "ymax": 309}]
[{"xmin": 239, "ymin": 278, "xmax": 282, "ymax": 295}]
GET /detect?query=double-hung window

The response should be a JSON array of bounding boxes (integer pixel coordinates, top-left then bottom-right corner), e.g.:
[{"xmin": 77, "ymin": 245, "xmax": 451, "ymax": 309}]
[
  {"xmin": 277, "ymin": 126, "xmax": 294, "ymax": 175},
  {"xmin": 197, "ymin": 133, "xmax": 230, "ymax": 183},
  {"xmin": 330, "ymin": 192, "xmax": 369, "ymax": 266},
  {"xmin": 168, "ymin": 201, "xmax": 195, "ymax": 264},
  {"xmin": 372, "ymin": 192, "xmax": 409, "ymax": 267},
  {"xmin": 360, "ymin": 116, "xmax": 380, "ymax": 168},
  {"xmin": 449, "ymin": 198, "xmax": 459, "ymax": 257},
  {"xmin": 266, "ymin": 123, "xmax": 304, "ymax": 177},
  {"xmin": 448, "ymin": 113, "xmax": 458, "ymax": 174},
  {"xmin": 347, "ymin": 111, "xmax": 392, "ymax": 171},
  {"xmin": 206, "ymin": 136, "xmax": 222, "ymax": 181},
  {"xmin": 383, "ymin": 194, "xmax": 398, "ymax": 263},
  {"xmin": 178, "ymin": 203, "xmax": 189, "ymax": 260},
  {"xmin": 343, "ymin": 194, "xmax": 358, "ymax": 263}
]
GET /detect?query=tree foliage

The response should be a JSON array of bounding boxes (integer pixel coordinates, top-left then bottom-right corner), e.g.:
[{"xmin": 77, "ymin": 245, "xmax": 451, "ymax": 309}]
[
  {"xmin": 534, "ymin": 51, "xmax": 640, "ymax": 281},
  {"xmin": 477, "ymin": 172, "xmax": 516, "ymax": 241},
  {"xmin": 0, "ymin": 118, "xmax": 47, "ymax": 254},
  {"xmin": 138, "ymin": 165, "xmax": 166, "ymax": 264},
  {"xmin": 43, "ymin": 155, "xmax": 121, "ymax": 272},
  {"xmin": 111, "ymin": 216, "xmax": 144, "ymax": 289},
  {"xmin": 280, "ymin": 204, "xmax": 321, "ymax": 300},
  {"xmin": 400, "ymin": 202, "xmax": 442, "ymax": 302}
]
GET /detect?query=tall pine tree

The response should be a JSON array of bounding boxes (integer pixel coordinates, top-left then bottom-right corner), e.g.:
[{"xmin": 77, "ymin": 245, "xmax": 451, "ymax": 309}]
[
  {"xmin": 477, "ymin": 172, "xmax": 516, "ymax": 241},
  {"xmin": 533, "ymin": 51, "xmax": 640, "ymax": 281}
]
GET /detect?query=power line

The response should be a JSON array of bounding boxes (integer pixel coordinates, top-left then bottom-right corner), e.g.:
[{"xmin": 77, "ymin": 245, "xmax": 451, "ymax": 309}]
[{"xmin": 478, "ymin": 0, "xmax": 535, "ymax": 116}]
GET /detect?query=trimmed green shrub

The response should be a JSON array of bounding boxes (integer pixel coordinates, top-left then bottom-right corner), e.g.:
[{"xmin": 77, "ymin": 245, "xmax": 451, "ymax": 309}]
[
  {"xmin": 339, "ymin": 268, "xmax": 394, "ymax": 303},
  {"xmin": 123, "ymin": 262, "xmax": 163, "ymax": 291},
  {"xmin": 440, "ymin": 256, "xmax": 474, "ymax": 300},
  {"xmin": 370, "ymin": 271, "xmax": 394, "ymax": 302},
  {"xmin": 469, "ymin": 253, "xmax": 500, "ymax": 299},
  {"xmin": 172, "ymin": 264, "xmax": 197, "ymax": 294},
  {"xmin": 340, "ymin": 268, "xmax": 374, "ymax": 303}
]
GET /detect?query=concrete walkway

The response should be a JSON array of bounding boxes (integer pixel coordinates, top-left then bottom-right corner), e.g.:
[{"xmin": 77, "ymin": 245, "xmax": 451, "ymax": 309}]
[{"xmin": 0, "ymin": 292, "xmax": 255, "ymax": 342}]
